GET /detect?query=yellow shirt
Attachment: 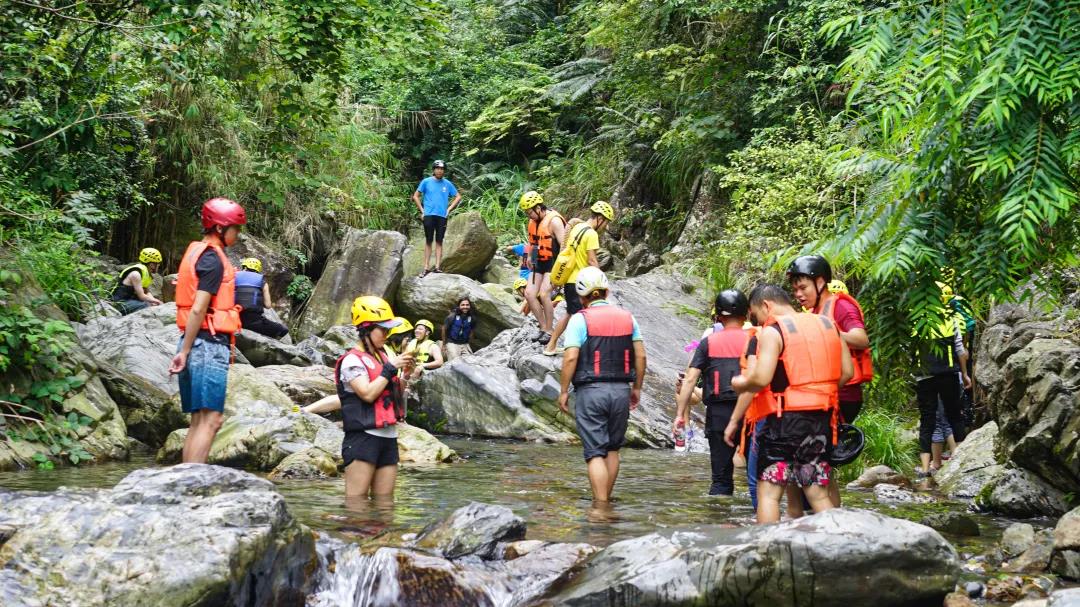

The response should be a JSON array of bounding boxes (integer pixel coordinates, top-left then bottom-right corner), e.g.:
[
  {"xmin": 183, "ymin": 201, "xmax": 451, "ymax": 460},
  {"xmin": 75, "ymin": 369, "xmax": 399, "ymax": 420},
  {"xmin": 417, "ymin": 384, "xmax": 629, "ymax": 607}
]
[{"xmin": 565, "ymin": 223, "xmax": 600, "ymax": 284}]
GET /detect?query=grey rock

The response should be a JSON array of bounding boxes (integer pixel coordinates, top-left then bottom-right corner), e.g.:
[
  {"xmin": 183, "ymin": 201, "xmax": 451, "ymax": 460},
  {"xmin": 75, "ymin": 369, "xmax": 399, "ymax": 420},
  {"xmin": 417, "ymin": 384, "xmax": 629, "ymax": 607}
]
[
  {"xmin": 96, "ymin": 361, "xmax": 187, "ymax": 447},
  {"xmin": 414, "ymin": 502, "xmax": 526, "ymax": 559},
  {"xmin": 157, "ymin": 411, "xmax": 335, "ymax": 471},
  {"xmin": 295, "ymin": 325, "xmax": 356, "ymax": 366},
  {"xmin": 76, "ymin": 302, "xmax": 181, "ymax": 395},
  {"xmin": 257, "ymin": 364, "xmax": 335, "ymax": 406},
  {"xmin": 1051, "ymin": 588, "xmax": 1080, "ymax": 606},
  {"xmin": 1051, "ymin": 550, "xmax": 1080, "ymax": 580},
  {"xmin": 920, "ymin": 512, "xmax": 980, "ymax": 537},
  {"xmin": 976, "ymin": 467, "xmax": 1069, "ymax": 518},
  {"xmin": 0, "ymin": 465, "xmax": 316, "ymax": 606},
  {"xmin": 481, "ymin": 253, "xmax": 521, "ymax": 287},
  {"xmin": 935, "ymin": 421, "xmax": 1004, "ymax": 499},
  {"xmin": 1001, "ymin": 522, "xmax": 1036, "ymax": 557},
  {"xmin": 965, "ymin": 581, "xmax": 984, "ymax": 598},
  {"xmin": 536, "ymin": 508, "xmax": 959, "ymax": 607},
  {"xmin": 1005, "ymin": 529, "xmax": 1054, "ymax": 573},
  {"xmin": 848, "ymin": 464, "xmax": 911, "ymax": 490},
  {"xmin": 268, "ymin": 447, "xmax": 339, "ymax": 479},
  {"xmin": 296, "ymin": 228, "xmax": 406, "ymax": 338},
  {"xmin": 874, "ymin": 483, "xmax": 934, "ymax": 505},
  {"xmin": 1055, "ymin": 505, "xmax": 1080, "ymax": 550},
  {"xmin": 403, "ymin": 211, "xmax": 497, "ymax": 279},
  {"xmin": 624, "ymin": 242, "xmax": 661, "ymax": 276},
  {"xmin": 396, "ymin": 423, "xmax": 457, "ymax": 464},
  {"xmin": 396, "ymin": 273, "xmax": 524, "ymax": 346},
  {"xmin": 235, "ymin": 327, "xmax": 311, "ymax": 367}
]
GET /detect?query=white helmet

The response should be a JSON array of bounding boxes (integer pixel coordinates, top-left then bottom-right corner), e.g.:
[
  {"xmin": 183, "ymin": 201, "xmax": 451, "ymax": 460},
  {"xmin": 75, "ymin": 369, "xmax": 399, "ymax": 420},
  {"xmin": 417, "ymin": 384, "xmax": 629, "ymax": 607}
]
[{"xmin": 575, "ymin": 266, "xmax": 610, "ymax": 297}]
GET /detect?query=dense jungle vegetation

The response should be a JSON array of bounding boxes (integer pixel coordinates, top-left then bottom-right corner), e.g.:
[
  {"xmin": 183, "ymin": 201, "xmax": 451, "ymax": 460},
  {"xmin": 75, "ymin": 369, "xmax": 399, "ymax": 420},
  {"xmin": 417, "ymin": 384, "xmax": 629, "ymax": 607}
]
[{"xmin": 1, "ymin": 0, "xmax": 1078, "ymax": 466}]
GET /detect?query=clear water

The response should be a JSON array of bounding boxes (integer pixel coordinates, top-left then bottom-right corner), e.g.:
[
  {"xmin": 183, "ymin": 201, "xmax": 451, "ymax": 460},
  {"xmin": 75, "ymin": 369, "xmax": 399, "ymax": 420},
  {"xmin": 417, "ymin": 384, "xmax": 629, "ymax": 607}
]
[{"xmin": 0, "ymin": 437, "xmax": 1020, "ymax": 553}]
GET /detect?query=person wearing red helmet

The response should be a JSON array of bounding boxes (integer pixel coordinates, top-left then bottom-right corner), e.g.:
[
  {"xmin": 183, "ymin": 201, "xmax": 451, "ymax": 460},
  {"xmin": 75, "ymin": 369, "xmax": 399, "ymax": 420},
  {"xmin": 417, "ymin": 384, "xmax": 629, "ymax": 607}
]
[{"xmin": 168, "ymin": 197, "xmax": 247, "ymax": 464}]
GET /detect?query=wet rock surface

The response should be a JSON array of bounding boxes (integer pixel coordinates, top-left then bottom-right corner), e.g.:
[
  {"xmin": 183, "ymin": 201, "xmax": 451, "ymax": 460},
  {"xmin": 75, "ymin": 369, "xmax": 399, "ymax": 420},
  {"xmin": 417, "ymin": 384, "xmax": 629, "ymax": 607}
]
[
  {"xmin": 976, "ymin": 467, "xmax": 1069, "ymax": 518},
  {"xmin": 235, "ymin": 326, "xmax": 311, "ymax": 367},
  {"xmin": 935, "ymin": 421, "xmax": 1004, "ymax": 499},
  {"xmin": 414, "ymin": 502, "xmax": 527, "ymax": 559},
  {"xmin": 874, "ymin": 482, "xmax": 934, "ymax": 505},
  {"xmin": 921, "ymin": 512, "xmax": 980, "ymax": 537},
  {"xmin": 0, "ymin": 465, "xmax": 317, "ymax": 607},
  {"xmin": 534, "ymin": 508, "xmax": 959, "ymax": 607},
  {"xmin": 848, "ymin": 464, "xmax": 911, "ymax": 489}
]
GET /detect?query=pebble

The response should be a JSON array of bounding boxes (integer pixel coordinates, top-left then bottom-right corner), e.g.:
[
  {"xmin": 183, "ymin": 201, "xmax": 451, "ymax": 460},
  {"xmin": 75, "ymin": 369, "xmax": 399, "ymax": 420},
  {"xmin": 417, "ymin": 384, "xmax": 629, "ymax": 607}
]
[{"xmin": 965, "ymin": 581, "xmax": 984, "ymax": 598}]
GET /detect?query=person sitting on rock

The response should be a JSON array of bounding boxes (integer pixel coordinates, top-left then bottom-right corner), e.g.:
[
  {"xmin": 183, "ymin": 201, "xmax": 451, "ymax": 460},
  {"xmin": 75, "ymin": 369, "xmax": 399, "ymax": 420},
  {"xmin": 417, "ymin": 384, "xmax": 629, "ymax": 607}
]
[
  {"xmin": 111, "ymin": 247, "xmax": 164, "ymax": 315},
  {"xmin": 558, "ymin": 267, "xmax": 646, "ymax": 504},
  {"xmin": 516, "ymin": 278, "xmax": 565, "ymax": 316},
  {"xmin": 730, "ymin": 284, "xmax": 853, "ymax": 524},
  {"xmin": 385, "ymin": 317, "xmax": 414, "ymax": 356},
  {"xmin": 406, "ymin": 319, "xmax": 444, "ymax": 375},
  {"xmin": 235, "ymin": 258, "xmax": 289, "ymax": 339},
  {"xmin": 442, "ymin": 297, "xmax": 476, "ymax": 361},
  {"xmin": 335, "ymin": 296, "xmax": 414, "ymax": 497}
]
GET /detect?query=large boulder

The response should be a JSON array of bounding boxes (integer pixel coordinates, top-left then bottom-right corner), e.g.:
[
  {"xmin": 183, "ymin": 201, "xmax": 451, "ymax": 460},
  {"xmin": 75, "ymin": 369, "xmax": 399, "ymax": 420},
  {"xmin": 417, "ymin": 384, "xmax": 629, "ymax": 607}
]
[
  {"xmin": 75, "ymin": 302, "xmax": 180, "ymax": 395},
  {"xmin": 536, "ymin": 508, "xmax": 959, "ymax": 607},
  {"xmin": 396, "ymin": 273, "xmax": 524, "ymax": 346},
  {"xmin": 257, "ymin": 364, "xmax": 335, "ymax": 406},
  {"xmin": 936, "ymin": 421, "xmax": 1005, "ymax": 499},
  {"xmin": 481, "ymin": 252, "xmax": 521, "ymax": 287},
  {"xmin": 0, "ymin": 465, "xmax": 316, "ymax": 606},
  {"xmin": 226, "ymin": 232, "xmax": 296, "ymax": 321},
  {"xmin": 975, "ymin": 466, "xmax": 1070, "ymax": 518},
  {"xmin": 402, "ymin": 211, "xmax": 497, "ymax": 279},
  {"xmin": 975, "ymin": 284, "xmax": 1080, "ymax": 507},
  {"xmin": 234, "ymin": 328, "xmax": 311, "ymax": 367},
  {"xmin": 296, "ymin": 229, "xmax": 407, "ymax": 338},
  {"xmin": 95, "ymin": 362, "xmax": 186, "ymax": 447},
  {"xmin": 295, "ymin": 325, "xmax": 355, "ymax": 366},
  {"xmin": 414, "ymin": 502, "xmax": 527, "ymax": 560},
  {"xmin": 416, "ymin": 270, "xmax": 707, "ymax": 446}
]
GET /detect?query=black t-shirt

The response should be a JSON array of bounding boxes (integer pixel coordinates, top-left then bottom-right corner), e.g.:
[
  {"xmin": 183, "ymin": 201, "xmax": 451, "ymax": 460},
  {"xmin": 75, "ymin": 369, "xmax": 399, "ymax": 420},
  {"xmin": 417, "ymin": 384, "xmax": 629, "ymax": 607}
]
[
  {"xmin": 195, "ymin": 249, "xmax": 224, "ymax": 295},
  {"xmin": 745, "ymin": 323, "xmax": 789, "ymax": 393}
]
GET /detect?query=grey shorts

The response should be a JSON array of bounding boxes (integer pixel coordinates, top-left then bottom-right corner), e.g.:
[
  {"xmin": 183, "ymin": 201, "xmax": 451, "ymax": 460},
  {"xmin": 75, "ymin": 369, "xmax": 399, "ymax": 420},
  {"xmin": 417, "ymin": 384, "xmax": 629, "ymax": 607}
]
[{"xmin": 573, "ymin": 382, "xmax": 631, "ymax": 461}]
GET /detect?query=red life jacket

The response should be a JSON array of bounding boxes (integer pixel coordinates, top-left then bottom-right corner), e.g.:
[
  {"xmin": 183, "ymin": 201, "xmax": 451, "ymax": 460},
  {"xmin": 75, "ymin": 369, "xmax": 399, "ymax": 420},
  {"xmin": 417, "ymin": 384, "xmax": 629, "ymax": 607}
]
[
  {"xmin": 702, "ymin": 327, "xmax": 751, "ymax": 403},
  {"xmin": 175, "ymin": 240, "xmax": 241, "ymax": 335},
  {"xmin": 818, "ymin": 292, "xmax": 874, "ymax": 385},
  {"xmin": 527, "ymin": 211, "xmax": 563, "ymax": 262},
  {"xmin": 572, "ymin": 304, "xmax": 636, "ymax": 385},
  {"xmin": 334, "ymin": 348, "xmax": 404, "ymax": 432}
]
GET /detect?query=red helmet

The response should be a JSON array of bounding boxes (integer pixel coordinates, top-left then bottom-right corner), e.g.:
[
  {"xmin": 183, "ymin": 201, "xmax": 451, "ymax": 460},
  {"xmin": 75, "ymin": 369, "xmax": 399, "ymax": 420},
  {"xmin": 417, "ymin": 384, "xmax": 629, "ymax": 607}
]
[{"xmin": 201, "ymin": 197, "xmax": 247, "ymax": 230}]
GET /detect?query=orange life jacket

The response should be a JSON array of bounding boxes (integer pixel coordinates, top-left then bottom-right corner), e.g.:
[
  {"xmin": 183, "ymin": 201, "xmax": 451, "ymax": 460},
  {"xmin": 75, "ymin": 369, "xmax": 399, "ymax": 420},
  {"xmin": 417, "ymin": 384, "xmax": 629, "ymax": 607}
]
[
  {"xmin": 175, "ymin": 240, "xmax": 241, "ymax": 336},
  {"xmin": 818, "ymin": 292, "xmax": 874, "ymax": 385},
  {"xmin": 742, "ymin": 314, "xmax": 843, "ymax": 428},
  {"xmin": 527, "ymin": 210, "xmax": 563, "ymax": 262},
  {"xmin": 740, "ymin": 327, "xmax": 775, "ymax": 426}
]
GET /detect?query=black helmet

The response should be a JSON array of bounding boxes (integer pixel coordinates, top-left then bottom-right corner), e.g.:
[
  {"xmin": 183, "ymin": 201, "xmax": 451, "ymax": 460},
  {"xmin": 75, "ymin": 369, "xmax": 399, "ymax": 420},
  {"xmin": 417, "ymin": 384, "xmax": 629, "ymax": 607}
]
[
  {"xmin": 830, "ymin": 424, "xmax": 865, "ymax": 466},
  {"xmin": 714, "ymin": 289, "xmax": 749, "ymax": 317},
  {"xmin": 786, "ymin": 255, "xmax": 832, "ymax": 283},
  {"xmin": 432, "ymin": 159, "xmax": 447, "ymax": 169}
]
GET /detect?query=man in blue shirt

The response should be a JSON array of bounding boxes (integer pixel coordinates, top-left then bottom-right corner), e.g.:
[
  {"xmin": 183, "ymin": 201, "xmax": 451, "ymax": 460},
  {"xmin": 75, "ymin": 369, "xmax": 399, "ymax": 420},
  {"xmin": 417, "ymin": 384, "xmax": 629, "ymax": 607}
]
[
  {"xmin": 558, "ymin": 267, "xmax": 646, "ymax": 503},
  {"xmin": 412, "ymin": 160, "xmax": 462, "ymax": 277}
]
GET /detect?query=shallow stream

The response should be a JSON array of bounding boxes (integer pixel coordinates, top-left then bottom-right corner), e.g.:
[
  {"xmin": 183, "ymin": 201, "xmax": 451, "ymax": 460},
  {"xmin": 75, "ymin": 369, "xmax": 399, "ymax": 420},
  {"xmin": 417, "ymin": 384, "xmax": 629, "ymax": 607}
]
[{"xmin": 0, "ymin": 437, "xmax": 1023, "ymax": 558}]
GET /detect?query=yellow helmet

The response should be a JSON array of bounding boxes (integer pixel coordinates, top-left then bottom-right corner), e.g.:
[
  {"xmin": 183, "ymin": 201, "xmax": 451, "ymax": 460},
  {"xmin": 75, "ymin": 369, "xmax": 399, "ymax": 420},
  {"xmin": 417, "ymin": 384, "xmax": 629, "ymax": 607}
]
[
  {"xmin": 387, "ymin": 317, "xmax": 413, "ymax": 338},
  {"xmin": 513, "ymin": 278, "xmax": 528, "ymax": 291},
  {"xmin": 519, "ymin": 190, "xmax": 544, "ymax": 211},
  {"xmin": 940, "ymin": 266, "xmax": 956, "ymax": 285},
  {"xmin": 415, "ymin": 319, "xmax": 435, "ymax": 334},
  {"xmin": 590, "ymin": 200, "xmax": 615, "ymax": 221},
  {"xmin": 936, "ymin": 281, "xmax": 954, "ymax": 302},
  {"xmin": 350, "ymin": 296, "xmax": 400, "ymax": 328},
  {"xmin": 827, "ymin": 279, "xmax": 848, "ymax": 295},
  {"xmin": 240, "ymin": 257, "xmax": 262, "ymax": 273},
  {"xmin": 139, "ymin": 248, "xmax": 162, "ymax": 264}
]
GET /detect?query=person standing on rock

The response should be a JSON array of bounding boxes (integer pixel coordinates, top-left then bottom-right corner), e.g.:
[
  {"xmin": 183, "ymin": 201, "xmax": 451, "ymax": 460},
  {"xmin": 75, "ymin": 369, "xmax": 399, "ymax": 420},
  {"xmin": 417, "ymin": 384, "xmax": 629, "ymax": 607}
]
[
  {"xmin": 914, "ymin": 283, "xmax": 971, "ymax": 480},
  {"xmin": 442, "ymin": 297, "xmax": 476, "ymax": 360},
  {"xmin": 234, "ymin": 258, "xmax": 289, "ymax": 339},
  {"xmin": 520, "ymin": 191, "xmax": 567, "ymax": 345},
  {"xmin": 543, "ymin": 201, "xmax": 613, "ymax": 357},
  {"xmin": 558, "ymin": 267, "xmax": 646, "ymax": 503},
  {"xmin": 336, "ymin": 296, "xmax": 414, "ymax": 497},
  {"xmin": 787, "ymin": 255, "xmax": 872, "ymax": 508},
  {"xmin": 111, "ymin": 247, "xmax": 164, "ymax": 315},
  {"xmin": 731, "ymin": 284, "xmax": 852, "ymax": 524},
  {"xmin": 674, "ymin": 289, "xmax": 753, "ymax": 496},
  {"xmin": 169, "ymin": 198, "xmax": 247, "ymax": 464},
  {"xmin": 413, "ymin": 160, "xmax": 461, "ymax": 277}
]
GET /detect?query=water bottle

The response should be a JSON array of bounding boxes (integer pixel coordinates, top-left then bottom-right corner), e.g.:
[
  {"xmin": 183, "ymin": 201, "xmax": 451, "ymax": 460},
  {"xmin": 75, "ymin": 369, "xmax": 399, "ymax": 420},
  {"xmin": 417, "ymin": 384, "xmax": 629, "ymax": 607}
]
[{"xmin": 674, "ymin": 419, "xmax": 686, "ymax": 452}]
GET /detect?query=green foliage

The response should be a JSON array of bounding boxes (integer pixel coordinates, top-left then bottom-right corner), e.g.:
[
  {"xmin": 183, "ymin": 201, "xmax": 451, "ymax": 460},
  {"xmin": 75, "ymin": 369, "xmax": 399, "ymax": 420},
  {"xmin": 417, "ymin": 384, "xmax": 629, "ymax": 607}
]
[
  {"xmin": 286, "ymin": 275, "xmax": 315, "ymax": 304},
  {"xmin": 837, "ymin": 407, "xmax": 919, "ymax": 484},
  {"xmin": 819, "ymin": 0, "xmax": 1080, "ymax": 357},
  {"xmin": 0, "ymin": 271, "xmax": 94, "ymax": 468}
]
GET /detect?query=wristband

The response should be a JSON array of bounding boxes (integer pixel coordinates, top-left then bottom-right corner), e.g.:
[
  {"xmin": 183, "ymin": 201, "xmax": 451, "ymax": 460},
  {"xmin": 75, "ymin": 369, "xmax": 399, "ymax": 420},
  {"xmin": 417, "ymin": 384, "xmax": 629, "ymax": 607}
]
[{"xmin": 379, "ymin": 362, "xmax": 398, "ymax": 381}]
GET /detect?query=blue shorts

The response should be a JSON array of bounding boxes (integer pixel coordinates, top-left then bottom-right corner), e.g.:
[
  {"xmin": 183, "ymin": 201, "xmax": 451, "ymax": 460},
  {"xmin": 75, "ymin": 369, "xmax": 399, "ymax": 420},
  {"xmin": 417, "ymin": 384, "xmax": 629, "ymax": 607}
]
[{"xmin": 177, "ymin": 337, "xmax": 230, "ymax": 413}]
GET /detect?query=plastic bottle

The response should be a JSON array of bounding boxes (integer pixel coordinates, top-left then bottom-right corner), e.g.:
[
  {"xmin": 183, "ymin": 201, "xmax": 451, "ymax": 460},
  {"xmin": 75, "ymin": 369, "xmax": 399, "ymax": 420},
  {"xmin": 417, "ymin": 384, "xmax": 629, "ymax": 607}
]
[{"xmin": 674, "ymin": 418, "xmax": 686, "ymax": 452}]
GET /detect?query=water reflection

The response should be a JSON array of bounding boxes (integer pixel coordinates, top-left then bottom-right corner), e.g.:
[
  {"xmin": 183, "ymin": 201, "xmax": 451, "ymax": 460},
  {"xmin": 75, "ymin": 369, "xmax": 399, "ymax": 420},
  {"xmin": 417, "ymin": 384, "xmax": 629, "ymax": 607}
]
[{"xmin": 333, "ymin": 495, "xmax": 396, "ymax": 539}]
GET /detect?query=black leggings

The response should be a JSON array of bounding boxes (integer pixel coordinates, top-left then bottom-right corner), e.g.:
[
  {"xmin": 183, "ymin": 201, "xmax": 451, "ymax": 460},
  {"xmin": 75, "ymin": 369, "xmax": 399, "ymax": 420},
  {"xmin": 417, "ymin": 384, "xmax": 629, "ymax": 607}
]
[
  {"xmin": 705, "ymin": 401, "xmax": 737, "ymax": 494},
  {"xmin": 917, "ymin": 373, "xmax": 967, "ymax": 453},
  {"xmin": 240, "ymin": 312, "xmax": 289, "ymax": 339}
]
